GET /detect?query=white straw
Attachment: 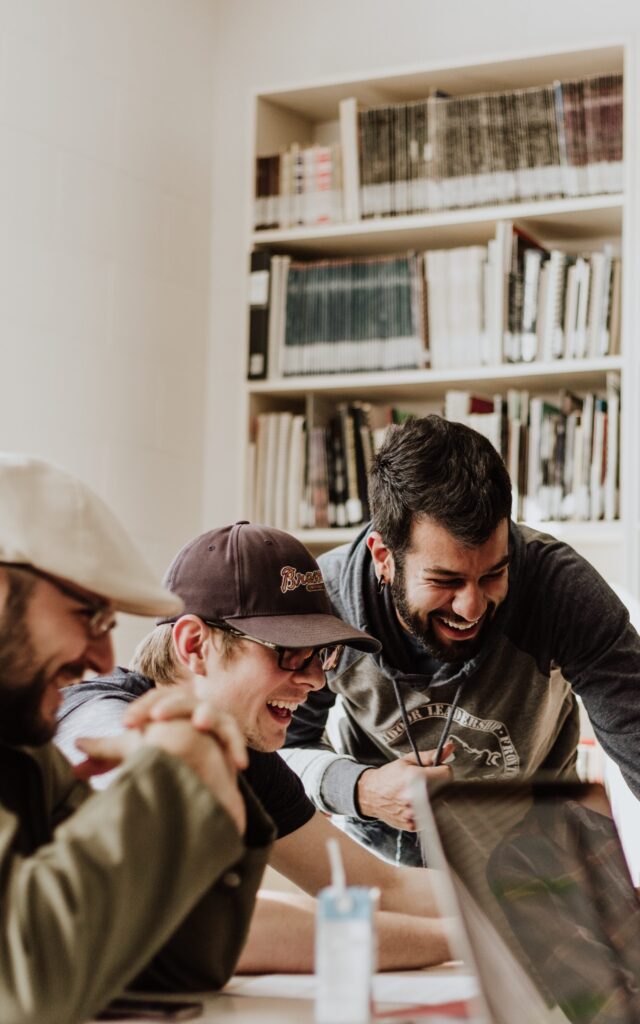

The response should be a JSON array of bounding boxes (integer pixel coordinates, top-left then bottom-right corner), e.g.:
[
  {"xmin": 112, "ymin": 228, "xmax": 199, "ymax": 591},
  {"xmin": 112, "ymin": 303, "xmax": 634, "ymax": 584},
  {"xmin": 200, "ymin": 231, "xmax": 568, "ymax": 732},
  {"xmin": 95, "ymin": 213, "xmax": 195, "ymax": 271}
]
[{"xmin": 327, "ymin": 837, "xmax": 347, "ymax": 902}]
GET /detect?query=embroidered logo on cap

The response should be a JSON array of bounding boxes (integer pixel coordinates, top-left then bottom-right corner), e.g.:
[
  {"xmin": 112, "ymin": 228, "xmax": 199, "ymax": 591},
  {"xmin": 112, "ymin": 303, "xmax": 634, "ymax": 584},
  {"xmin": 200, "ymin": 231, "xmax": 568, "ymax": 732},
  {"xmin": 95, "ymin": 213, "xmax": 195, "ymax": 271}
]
[{"xmin": 280, "ymin": 565, "xmax": 325, "ymax": 593}]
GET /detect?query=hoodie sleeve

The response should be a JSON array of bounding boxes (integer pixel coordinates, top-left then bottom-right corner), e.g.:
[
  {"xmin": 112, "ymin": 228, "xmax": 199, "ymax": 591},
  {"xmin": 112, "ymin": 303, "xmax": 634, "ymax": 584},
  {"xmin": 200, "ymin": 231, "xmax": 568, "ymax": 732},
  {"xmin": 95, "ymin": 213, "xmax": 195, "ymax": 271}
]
[
  {"xmin": 280, "ymin": 684, "xmax": 371, "ymax": 817},
  {"xmin": 281, "ymin": 541, "xmax": 376, "ymax": 818},
  {"xmin": 524, "ymin": 538, "xmax": 640, "ymax": 800}
]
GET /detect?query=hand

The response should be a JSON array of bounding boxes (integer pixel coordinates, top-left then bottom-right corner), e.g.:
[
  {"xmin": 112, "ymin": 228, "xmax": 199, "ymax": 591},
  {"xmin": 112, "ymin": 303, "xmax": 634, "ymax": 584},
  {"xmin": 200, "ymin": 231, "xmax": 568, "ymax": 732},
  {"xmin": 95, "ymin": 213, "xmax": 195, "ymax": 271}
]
[
  {"xmin": 356, "ymin": 743, "xmax": 453, "ymax": 831},
  {"xmin": 121, "ymin": 683, "xmax": 248, "ymax": 771},
  {"xmin": 74, "ymin": 718, "xmax": 247, "ymax": 835}
]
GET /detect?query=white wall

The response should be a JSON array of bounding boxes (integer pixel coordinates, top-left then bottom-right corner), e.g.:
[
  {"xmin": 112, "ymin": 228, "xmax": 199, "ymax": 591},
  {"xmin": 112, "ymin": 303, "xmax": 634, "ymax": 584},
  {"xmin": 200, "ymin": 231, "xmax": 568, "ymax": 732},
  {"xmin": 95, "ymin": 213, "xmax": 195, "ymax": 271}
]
[
  {"xmin": 0, "ymin": 0, "xmax": 218, "ymax": 660},
  {"xmin": 204, "ymin": 0, "xmax": 640, "ymax": 540}
]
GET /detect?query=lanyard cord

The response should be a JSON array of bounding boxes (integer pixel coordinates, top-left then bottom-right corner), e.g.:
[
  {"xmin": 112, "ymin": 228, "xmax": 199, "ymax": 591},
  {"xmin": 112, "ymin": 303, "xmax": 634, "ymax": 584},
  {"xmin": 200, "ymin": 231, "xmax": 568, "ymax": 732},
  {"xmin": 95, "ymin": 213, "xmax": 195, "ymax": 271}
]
[
  {"xmin": 433, "ymin": 677, "xmax": 466, "ymax": 766},
  {"xmin": 390, "ymin": 676, "xmax": 423, "ymax": 765},
  {"xmin": 391, "ymin": 675, "xmax": 466, "ymax": 767}
]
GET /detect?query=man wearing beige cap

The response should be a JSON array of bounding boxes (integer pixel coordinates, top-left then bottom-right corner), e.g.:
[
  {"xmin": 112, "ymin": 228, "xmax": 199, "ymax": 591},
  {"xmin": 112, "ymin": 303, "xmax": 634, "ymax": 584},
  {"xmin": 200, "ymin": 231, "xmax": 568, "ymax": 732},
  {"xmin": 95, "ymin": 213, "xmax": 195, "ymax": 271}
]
[
  {"xmin": 58, "ymin": 521, "xmax": 452, "ymax": 972},
  {"xmin": 0, "ymin": 456, "xmax": 274, "ymax": 1024}
]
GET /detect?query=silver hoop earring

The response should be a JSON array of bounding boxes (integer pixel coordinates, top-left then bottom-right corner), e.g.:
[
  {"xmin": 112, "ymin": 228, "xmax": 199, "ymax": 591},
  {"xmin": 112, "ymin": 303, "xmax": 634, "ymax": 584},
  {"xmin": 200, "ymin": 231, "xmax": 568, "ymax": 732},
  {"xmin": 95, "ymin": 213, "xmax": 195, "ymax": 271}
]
[{"xmin": 376, "ymin": 575, "xmax": 387, "ymax": 595}]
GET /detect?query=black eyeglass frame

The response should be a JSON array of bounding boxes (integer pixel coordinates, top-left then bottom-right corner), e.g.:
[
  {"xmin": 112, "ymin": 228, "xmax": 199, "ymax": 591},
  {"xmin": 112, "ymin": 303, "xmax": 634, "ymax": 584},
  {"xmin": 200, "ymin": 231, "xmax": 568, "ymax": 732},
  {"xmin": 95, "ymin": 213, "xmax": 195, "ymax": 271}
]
[
  {"xmin": 204, "ymin": 620, "xmax": 344, "ymax": 672},
  {"xmin": 5, "ymin": 563, "xmax": 117, "ymax": 638}
]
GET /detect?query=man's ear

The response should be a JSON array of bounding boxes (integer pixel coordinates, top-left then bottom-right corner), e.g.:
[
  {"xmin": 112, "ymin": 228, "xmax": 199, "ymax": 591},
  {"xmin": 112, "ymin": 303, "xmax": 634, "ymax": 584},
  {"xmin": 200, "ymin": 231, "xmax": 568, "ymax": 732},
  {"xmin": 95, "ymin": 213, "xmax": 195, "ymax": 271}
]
[
  {"xmin": 172, "ymin": 615, "xmax": 213, "ymax": 675},
  {"xmin": 366, "ymin": 531, "xmax": 396, "ymax": 585}
]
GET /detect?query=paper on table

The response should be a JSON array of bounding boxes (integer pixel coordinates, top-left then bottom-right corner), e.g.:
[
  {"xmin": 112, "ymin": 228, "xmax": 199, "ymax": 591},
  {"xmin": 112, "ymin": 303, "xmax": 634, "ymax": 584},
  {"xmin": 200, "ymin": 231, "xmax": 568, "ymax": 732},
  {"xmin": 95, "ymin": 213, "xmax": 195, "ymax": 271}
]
[{"xmin": 225, "ymin": 972, "xmax": 477, "ymax": 1006}]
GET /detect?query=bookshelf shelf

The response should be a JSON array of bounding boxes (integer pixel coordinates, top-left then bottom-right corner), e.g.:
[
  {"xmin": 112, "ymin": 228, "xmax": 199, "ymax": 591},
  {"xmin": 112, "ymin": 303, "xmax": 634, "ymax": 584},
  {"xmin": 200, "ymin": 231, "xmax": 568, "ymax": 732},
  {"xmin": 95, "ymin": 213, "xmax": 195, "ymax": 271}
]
[
  {"xmin": 244, "ymin": 41, "xmax": 635, "ymax": 587},
  {"xmin": 294, "ymin": 520, "xmax": 623, "ymax": 552},
  {"xmin": 252, "ymin": 194, "xmax": 623, "ymax": 257},
  {"xmin": 248, "ymin": 357, "xmax": 622, "ymax": 404}
]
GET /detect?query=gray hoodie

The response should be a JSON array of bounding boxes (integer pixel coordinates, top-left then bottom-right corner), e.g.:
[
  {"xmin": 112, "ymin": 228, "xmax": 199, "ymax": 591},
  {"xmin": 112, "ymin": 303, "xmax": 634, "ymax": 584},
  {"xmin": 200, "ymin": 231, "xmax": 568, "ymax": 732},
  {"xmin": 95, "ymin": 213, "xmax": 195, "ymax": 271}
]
[{"xmin": 282, "ymin": 522, "xmax": 640, "ymax": 819}]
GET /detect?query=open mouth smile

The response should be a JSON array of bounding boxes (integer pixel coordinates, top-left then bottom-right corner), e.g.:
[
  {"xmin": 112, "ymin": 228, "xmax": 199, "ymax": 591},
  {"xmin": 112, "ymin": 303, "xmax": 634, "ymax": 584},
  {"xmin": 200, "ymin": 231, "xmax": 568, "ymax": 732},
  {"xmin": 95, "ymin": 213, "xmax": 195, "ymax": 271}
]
[
  {"xmin": 433, "ymin": 612, "xmax": 484, "ymax": 641},
  {"xmin": 266, "ymin": 699, "xmax": 301, "ymax": 723}
]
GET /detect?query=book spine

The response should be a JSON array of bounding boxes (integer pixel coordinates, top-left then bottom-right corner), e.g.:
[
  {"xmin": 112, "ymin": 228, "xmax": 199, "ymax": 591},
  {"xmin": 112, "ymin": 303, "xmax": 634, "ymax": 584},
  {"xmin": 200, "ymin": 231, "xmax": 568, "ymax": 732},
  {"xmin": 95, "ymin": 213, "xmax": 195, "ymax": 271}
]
[{"xmin": 247, "ymin": 250, "xmax": 271, "ymax": 380}]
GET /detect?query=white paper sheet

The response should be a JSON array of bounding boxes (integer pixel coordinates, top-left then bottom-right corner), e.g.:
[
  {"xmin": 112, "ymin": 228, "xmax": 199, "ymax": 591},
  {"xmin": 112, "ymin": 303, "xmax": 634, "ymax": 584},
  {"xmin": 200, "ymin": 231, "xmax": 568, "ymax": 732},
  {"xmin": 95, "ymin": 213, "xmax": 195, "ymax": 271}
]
[{"xmin": 225, "ymin": 970, "xmax": 477, "ymax": 1005}]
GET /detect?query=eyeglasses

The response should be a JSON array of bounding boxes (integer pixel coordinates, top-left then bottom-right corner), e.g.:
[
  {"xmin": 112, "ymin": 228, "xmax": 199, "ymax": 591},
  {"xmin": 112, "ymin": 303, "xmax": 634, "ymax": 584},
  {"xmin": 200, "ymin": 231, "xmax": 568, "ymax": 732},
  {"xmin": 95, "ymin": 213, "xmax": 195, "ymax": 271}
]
[
  {"xmin": 206, "ymin": 621, "xmax": 344, "ymax": 672},
  {"xmin": 14, "ymin": 565, "xmax": 117, "ymax": 639}
]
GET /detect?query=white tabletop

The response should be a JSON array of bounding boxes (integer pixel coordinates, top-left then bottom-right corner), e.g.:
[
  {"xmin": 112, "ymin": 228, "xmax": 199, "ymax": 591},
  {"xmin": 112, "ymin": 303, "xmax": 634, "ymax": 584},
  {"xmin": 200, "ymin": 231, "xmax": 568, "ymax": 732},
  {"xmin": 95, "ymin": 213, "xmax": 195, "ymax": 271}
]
[{"xmin": 92, "ymin": 965, "xmax": 475, "ymax": 1023}]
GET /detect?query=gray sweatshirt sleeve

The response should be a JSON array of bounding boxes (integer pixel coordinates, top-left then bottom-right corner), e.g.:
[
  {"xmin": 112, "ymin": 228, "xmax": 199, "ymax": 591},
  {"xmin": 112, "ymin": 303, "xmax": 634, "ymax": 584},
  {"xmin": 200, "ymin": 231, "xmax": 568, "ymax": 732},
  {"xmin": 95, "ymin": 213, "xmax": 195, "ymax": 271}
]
[
  {"xmin": 56, "ymin": 696, "xmax": 130, "ymax": 790},
  {"xmin": 279, "ymin": 744, "xmax": 370, "ymax": 817}
]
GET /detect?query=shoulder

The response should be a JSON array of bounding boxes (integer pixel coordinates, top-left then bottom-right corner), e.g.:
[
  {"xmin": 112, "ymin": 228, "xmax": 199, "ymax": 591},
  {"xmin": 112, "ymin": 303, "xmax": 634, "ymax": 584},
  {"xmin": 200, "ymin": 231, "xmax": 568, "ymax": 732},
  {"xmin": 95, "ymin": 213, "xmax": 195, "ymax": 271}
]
[
  {"xmin": 59, "ymin": 668, "xmax": 153, "ymax": 718},
  {"xmin": 244, "ymin": 750, "xmax": 315, "ymax": 838},
  {"xmin": 516, "ymin": 524, "xmax": 613, "ymax": 592},
  {"xmin": 318, "ymin": 542, "xmax": 352, "ymax": 587},
  {"xmin": 509, "ymin": 523, "xmax": 629, "ymax": 640}
]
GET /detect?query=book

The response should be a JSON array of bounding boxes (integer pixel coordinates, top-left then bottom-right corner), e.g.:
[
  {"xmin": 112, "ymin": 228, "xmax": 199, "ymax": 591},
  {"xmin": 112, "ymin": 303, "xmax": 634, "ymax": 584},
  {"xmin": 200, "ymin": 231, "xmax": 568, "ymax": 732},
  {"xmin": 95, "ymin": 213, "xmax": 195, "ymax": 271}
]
[
  {"xmin": 604, "ymin": 373, "xmax": 620, "ymax": 522},
  {"xmin": 273, "ymin": 412, "xmax": 293, "ymax": 529},
  {"xmin": 247, "ymin": 250, "xmax": 271, "ymax": 379},
  {"xmin": 340, "ymin": 97, "xmax": 361, "ymax": 222},
  {"xmin": 286, "ymin": 415, "xmax": 307, "ymax": 531}
]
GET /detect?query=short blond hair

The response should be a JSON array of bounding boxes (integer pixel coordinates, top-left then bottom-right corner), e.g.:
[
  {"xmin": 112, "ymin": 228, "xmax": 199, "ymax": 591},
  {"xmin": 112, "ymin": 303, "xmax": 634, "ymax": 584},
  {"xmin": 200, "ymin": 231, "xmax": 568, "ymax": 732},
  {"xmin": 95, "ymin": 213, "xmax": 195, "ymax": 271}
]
[{"xmin": 130, "ymin": 621, "xmax": 241, "ymax": 685}]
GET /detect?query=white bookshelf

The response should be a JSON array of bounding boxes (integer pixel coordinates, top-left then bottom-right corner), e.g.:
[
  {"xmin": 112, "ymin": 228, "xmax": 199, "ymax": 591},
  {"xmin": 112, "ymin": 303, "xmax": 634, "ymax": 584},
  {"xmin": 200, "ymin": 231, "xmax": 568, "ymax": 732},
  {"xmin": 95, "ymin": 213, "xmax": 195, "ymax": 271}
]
[
  {"xmin": 253, "ymin": 193, "xmax": 623, "ymax": 255},
  {"xmin": 244, "ymin": 41, "xmax": 639, "ymax": 590}
]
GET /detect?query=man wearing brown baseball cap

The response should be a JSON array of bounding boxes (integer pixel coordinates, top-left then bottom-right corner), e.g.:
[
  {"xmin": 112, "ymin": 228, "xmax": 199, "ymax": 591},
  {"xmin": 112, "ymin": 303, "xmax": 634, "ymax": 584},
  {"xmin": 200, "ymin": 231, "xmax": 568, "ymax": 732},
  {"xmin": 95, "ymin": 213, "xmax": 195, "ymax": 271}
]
[
  {"xmin": 0, "ymin": 457, "xmax": 274, "ymax": 1024},
  {"xmin": 58, "ymin": 521, "xmax": 452, "ymax": 972}
]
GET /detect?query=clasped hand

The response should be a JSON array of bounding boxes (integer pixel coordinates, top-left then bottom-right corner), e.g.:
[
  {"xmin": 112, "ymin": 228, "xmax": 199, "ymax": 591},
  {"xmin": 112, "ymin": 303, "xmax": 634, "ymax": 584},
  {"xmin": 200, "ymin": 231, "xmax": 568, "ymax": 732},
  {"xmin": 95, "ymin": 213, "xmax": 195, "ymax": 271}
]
[{"xmin": 73, "ymin": 683, "xmax": 248, "ymax": 835}]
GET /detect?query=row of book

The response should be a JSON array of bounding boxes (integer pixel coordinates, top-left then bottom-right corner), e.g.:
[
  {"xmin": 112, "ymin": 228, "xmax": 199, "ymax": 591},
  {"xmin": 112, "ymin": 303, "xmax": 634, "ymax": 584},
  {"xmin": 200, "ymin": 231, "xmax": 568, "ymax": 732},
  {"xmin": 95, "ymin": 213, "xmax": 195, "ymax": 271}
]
[
  {"xmin": 356, "ymin": 73, "xmax": 622, "ymax": 218},
  {"xmin": 247, "ymin": 381, "xmax": 620, "ymax": 532},
  {"xmin": 247, "ymin": 405, "xmax": 408, "ymax": 531},
  {"xmin": 253, "ymin": 72, "xmax": 622, "ymax": 230},
  {"xmin": 427, "ymin": 229, "xmax": 621, "ymax": 370},
  {"xmin": 247, "ymin": 229, "xmax": 621, "ymax": 379},
  {"xmin": 254, "ymin": 143, "xmax": 343, "ymax": 230},
  {"xmin": 445, "ymin": 375, "xmax": 620, "ymax": 523},
  {"xmin": 248, "ymin": 250, "xmax": 427, "ymax": 378}
]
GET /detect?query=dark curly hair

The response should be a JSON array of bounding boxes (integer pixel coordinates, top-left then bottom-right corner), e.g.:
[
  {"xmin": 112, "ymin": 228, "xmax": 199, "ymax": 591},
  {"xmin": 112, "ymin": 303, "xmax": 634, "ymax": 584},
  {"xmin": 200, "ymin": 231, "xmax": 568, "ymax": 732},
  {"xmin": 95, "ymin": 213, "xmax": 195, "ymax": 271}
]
[{"xmin": 368, "ymin": 414, "xmax": 512, "ymax": 555}]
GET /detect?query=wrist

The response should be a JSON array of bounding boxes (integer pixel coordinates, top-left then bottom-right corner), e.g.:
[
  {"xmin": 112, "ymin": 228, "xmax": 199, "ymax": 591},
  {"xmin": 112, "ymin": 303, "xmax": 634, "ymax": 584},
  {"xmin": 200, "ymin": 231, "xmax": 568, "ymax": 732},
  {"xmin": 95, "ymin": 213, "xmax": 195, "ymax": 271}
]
[{"xmin": 355, "ymin": 768, "xmax": 376, "ymax": 819}]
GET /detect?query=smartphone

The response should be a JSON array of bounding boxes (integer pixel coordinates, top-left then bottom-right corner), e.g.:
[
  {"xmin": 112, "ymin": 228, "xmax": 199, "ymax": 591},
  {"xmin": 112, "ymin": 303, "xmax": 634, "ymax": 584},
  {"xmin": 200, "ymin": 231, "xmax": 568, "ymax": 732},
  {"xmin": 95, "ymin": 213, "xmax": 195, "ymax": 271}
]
[{"xmin": 95, "ymin": 996, "xmax": 203, "ymax": 1020}]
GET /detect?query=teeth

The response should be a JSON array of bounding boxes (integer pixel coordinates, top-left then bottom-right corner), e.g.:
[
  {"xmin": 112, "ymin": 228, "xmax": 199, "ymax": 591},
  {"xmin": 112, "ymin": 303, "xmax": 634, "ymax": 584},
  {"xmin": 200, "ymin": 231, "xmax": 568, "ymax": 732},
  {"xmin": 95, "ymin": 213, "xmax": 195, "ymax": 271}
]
[
  {"xmin": 440, "ymin": 616, "xmax": 480, "ymax": 631},
  {"xmin": 267, "ymin": 700, "xmax": 299, "ymax": 711}
]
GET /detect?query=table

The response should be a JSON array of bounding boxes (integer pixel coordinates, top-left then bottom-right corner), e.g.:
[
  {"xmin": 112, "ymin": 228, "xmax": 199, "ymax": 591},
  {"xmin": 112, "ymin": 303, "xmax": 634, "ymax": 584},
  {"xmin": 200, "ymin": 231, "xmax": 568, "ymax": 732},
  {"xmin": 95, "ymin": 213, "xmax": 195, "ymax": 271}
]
[{"xmin": 91, "ymin": 965, "xmax": 475, "ymax": 1023}]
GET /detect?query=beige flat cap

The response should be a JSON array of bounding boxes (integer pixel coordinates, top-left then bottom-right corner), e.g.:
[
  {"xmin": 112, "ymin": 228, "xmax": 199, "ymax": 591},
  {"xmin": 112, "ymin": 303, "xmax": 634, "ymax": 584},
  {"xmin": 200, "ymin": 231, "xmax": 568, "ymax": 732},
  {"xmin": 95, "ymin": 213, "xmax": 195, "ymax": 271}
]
[{"xmin": 0, "ymin": 453, "xmax": 183, "ymax": 617}]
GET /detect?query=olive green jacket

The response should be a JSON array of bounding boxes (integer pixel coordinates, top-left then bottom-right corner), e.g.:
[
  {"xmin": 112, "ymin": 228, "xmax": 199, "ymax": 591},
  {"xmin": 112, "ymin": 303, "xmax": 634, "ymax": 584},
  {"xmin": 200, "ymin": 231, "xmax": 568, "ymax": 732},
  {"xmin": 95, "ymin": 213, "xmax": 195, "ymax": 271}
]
[{"xmin": 0, "ymin": 741, "xmax": 274, "ymax": 1024}]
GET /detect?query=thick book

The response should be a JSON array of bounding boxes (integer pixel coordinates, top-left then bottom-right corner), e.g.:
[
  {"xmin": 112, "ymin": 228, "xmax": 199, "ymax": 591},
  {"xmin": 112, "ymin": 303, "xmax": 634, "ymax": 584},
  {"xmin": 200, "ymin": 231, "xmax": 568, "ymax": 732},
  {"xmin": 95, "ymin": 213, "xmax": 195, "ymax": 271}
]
[
  {"xmin": 604, "ymin": 372, "xmax": 620, "ymax": 522},
  {"xmin": 340, "ymin": 97, "xmax": 361, "ymax": 222},
  {"xmin": 247, "ymin": 250, "xmax": 271, "ymax": 380},
  {"xmin": 286, "ymin": 415, "xmax": 306, "ymax": 531}
]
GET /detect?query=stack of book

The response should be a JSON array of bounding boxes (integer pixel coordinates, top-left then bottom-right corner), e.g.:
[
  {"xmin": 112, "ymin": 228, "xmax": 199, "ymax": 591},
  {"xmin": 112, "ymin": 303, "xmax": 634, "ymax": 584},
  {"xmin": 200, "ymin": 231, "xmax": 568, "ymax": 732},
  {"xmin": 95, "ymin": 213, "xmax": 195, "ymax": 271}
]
[
  {"xmin": 425, "ymin": 227, "xmax": 621, "ymax": 370},
  {"xmin": 247, "ymin": 384, "xmax": 620, "ymax": 533},
  {"xmin": 444, "ymin": 374, "xmax": 620, "ymax": 523},
  {"xmin": 254, "ymin": 74, "xmax": 622, "ymax": 229},
  {"xmin": 354, "ymin": 72, "xmax": 622, "ymax": 218},
  {"xmin": 248, "ymin": 403, "xmax": 393, "ymax": 531},
  {"xmin": 248, "ymin": 252, "xmax": 427, "ymax": 378},
  {"xmin": 254, "ymin": 143, "xmax": 343, "ymax": 230},
  {"xmin": 248, "ymin": 230, "xmax": 621, "ymax": 379}
]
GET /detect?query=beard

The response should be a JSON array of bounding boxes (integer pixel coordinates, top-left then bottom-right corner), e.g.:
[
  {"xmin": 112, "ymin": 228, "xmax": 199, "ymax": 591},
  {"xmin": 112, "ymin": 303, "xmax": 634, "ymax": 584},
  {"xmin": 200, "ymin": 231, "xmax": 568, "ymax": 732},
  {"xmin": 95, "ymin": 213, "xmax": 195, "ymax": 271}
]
[
  {"xmin": 390, "ymin": 561, "xmax": 494, "ymax": 664},
  {"xmin": 0, "ymin": 593, "xmax": 59, "ymax": 746}
]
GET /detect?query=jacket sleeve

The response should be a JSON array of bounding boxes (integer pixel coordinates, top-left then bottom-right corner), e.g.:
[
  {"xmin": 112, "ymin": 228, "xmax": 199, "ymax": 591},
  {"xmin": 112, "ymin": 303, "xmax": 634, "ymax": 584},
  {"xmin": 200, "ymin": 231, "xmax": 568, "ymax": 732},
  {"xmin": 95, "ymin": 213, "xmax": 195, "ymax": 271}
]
[
  {"xmin": 0, "ymin": 745, "xmax": 273, "ymax": 1024},
  {"xmin": 280, "ymin": 541, "xmax": 376, "ymax": 817},
  {"xmin": 281, "ymin": 667, "xmax": 372, "ymax": 818},
  {"xmin": 528, "ymin": 540, "xmax": 640, "ymax": 799}
]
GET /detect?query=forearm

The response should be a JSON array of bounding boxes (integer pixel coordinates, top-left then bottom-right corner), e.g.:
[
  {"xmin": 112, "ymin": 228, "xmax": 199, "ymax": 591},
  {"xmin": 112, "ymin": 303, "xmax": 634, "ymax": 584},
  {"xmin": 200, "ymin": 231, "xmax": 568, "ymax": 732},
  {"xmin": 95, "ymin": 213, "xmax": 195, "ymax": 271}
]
[
  {"xmin": 376, "ymin": 911, "xmax": 452, "ymax": 970},
  {"xmin": 0, "ymin": 748, "xmax": 252, "ymax": 1024},
  {"xmin": 377, "ymin": 863, "xmax": 443, "ymax": 918},
  {"xmin": 280, "ymin": 746, "xmax": 370, "ymax": 816},
  {"xmin": 235, "ymin": 891, "xmax": 451, "ymax": 973},
  {"xmin": 236, "ymin": 890, "xmax": 317, "ymax": 973}
]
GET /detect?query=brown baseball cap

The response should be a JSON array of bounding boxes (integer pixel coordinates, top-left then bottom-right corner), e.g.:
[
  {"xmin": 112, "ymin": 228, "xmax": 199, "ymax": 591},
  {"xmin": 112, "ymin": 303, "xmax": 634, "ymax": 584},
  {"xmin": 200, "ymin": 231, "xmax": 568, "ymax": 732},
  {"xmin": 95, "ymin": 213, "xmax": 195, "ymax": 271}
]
[{"xmin": 158, "ymin": 521, "xmax": 380, "ymax": 653}]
